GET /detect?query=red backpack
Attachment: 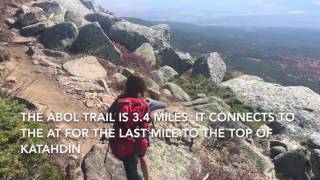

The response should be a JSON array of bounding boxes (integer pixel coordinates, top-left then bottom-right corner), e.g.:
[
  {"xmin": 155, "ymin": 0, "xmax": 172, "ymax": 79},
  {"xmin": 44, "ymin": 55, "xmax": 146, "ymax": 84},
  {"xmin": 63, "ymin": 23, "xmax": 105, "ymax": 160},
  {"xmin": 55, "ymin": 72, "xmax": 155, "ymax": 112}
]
[{"xmin": 109, "ymin": 98, "xmax": 150, "ymax": 160}]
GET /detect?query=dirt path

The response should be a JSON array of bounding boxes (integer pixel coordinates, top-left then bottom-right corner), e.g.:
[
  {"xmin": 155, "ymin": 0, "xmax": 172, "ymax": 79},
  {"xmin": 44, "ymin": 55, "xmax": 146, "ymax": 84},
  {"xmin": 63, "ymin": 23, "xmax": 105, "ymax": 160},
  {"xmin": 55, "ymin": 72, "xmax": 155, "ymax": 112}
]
[{"xmin": 4, "ymin": 45, "xmax": 103, "ymax": 162}]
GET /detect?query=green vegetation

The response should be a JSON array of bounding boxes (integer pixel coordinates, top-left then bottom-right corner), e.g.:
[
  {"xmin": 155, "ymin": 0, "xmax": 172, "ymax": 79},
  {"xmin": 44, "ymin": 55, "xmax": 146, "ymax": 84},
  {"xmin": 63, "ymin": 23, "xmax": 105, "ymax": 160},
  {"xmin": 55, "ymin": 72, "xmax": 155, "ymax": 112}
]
[
  {"xmin": 173, "ymin": 75, "xmax": 212, "ymax": 98},
  {"xmin": 0, "ymin": 98, "xmax": 60, "ymax": 179}
]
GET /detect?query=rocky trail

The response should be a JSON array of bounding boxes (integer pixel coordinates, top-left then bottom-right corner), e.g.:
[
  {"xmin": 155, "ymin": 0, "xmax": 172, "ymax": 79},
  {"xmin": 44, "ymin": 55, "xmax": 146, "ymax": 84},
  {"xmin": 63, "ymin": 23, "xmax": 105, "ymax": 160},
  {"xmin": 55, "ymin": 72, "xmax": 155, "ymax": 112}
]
[{"xmin": 1, "ymin": 0, "xmax": 320, "ymax": 179}]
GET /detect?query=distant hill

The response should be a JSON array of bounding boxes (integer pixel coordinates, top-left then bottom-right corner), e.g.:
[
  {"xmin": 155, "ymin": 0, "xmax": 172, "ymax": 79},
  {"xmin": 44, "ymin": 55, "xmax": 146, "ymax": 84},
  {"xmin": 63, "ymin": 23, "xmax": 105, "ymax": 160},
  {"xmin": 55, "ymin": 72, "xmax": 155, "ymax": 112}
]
[{"xmin": 125, "ymin": 17, "xmax": 320, "ymax": 93}]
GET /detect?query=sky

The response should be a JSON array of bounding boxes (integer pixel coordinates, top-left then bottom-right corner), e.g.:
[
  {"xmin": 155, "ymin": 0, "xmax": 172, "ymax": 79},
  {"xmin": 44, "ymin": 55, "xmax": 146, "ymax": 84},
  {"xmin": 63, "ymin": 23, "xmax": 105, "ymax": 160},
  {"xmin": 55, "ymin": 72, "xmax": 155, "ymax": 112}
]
[{"xmin": 96, "ymin": 0, "xmax": 320, "ymax": 27}]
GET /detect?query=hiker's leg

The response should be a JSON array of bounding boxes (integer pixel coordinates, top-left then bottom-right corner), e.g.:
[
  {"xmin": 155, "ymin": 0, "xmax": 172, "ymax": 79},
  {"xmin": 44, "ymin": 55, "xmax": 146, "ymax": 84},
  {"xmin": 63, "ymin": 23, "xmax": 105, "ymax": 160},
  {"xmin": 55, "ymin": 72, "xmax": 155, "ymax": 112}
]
[
  {"xmin": 139, "ymin": 155, "xmax": 149, "ymax": 180},
  {"xmin": 147, "ymin": 99, "xmax": 167, "ymax": 111},
  {"xmin": 123, "ymin": 155, "xmax": 140, "ymax": 180}
]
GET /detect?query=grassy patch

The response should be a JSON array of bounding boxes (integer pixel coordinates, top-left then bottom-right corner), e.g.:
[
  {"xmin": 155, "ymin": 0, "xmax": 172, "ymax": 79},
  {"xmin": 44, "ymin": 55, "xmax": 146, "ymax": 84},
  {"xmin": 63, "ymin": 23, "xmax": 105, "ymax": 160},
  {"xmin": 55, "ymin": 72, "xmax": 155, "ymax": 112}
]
[{"xmin": 0, "ymin": 98, "xmax": 60, "ymax": 179}]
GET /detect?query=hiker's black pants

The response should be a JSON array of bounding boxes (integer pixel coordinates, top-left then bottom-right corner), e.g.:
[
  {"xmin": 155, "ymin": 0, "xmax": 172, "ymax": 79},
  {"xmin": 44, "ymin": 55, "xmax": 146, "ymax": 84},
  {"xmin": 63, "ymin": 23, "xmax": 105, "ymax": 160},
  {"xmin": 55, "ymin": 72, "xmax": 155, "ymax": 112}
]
[{"xmin": 122, "ymin": 155, "xmax": 142, "ymax": 180}]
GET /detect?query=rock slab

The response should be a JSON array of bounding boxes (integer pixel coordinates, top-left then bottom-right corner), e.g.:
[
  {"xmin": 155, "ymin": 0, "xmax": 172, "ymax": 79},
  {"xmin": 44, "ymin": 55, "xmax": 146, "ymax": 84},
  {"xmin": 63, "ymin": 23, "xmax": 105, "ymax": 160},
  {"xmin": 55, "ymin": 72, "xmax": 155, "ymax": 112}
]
[
  {"xmin": 40, "ymin": 22, "xmax": 79, "ymax": 51},
  {"xmin": 63, "ymin": 56, "xmax": 107, "ymax": 80},
  {"xmin": 71, "ymin": 22, "xmax": 122, "ymax": 63}
]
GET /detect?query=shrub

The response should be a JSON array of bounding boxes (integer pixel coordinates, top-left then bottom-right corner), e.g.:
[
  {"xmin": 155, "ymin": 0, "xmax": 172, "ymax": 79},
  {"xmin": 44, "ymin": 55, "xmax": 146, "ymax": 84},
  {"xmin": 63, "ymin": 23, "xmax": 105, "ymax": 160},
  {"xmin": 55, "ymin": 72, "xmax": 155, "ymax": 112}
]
[
  {"xmin": 0, "ymin": 98, "xmax": 60, "ymax": 179},
  {"xmin": 173, "ymin": 75, "xmax": 211, "ymax": 98}
]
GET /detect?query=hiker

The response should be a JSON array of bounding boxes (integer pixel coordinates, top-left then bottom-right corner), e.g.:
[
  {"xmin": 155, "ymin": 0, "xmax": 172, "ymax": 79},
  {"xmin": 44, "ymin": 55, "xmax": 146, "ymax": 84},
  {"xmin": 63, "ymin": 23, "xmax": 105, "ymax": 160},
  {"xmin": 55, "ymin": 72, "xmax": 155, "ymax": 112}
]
[{"xmin": 107, "ymin": 75, "xmax": 167, "ymax": 180}]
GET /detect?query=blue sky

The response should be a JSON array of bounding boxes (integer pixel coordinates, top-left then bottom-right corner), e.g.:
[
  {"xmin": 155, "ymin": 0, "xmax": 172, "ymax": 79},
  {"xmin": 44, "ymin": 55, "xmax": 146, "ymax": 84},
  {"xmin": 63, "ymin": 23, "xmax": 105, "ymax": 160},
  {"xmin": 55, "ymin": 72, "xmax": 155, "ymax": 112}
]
[{"xmin": 96, "ymin": 0, "xmax": 320, "ymax": 27}]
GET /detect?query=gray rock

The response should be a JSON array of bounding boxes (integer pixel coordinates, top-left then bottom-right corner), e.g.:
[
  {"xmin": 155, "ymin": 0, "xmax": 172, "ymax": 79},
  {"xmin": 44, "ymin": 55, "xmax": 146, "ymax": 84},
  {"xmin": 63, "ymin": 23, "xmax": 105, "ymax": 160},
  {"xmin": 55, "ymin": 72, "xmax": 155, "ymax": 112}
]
[
  {"xmin": 39, "ymin": 59, "xmax": 61, "ymax": 68},
  {"xmin": 42, "ymin": 49, "xmax": 69, "ymax": 57},
  {"xmin": 71, "ymin": 22, "xmax": 122, "ymax": 63},
  {"xmin": 150, "ymin": 24, "xmax": 170, "ymax": 45},
  {"xmin": 159, "ymin": 48, "xmax": 193, "ymax": 74},
  {"xmin": 5, "ymin": 18, "xmax": 15, "ymax": 26},
  {"xmin": 16, "ymin": 8, "xmax": 47, "ymax": 27},
  {"xmin": 269, "ymin": 140, "xmax": 288, "ymax": 150},
  {"xmin": 163, "ymin": 82, "xmax": 190, "ymax": 102},
  {"xmin": 182, "ymin": 96, "xmax": 230, "ymax": 112},
  {"xmin": 64, "ymin": 11, "xmax": 85, "ymax": 27},
  {"xmin": 221, "ymin": 75, "xmax": 320, "ymax": 134},
  {"xmin": 305, "ymin": 134, "xmax": 320, "ymax": 149},
  {"xmin": 147, "ymin": 140, "xmax": 200, "ymax": 179},
  {"xmin": 162, "ymin": 89, "xmax": 172, "ymax": 97},
  {"xmin": 82, "ymin": 144, "xmax": 126, "ymax": 180},
  {"xmin": 274, "ymin": 149, "xmax": 314, "ymax": 180},
  {"xmin": 193, "ymin": 52, "xmax": 226, "ymax": 86},
  {"xmin": 80, "ymin": 0, "xmax": 100, "ymax": 12},
  {"xmin": 238, "ymin": 139, "xmax": 276, "ymax": 179},
  {"xmin": 148, "ymin": 88, "xmax": 161, "ymax": 100},
  {"xmin": 133, "ymin": 43, "xmax": 156, "ymax": 66},
  {"xmin": 195, "ymin": 93, "xmax": 207, "ymax": 99},
  {"xmin": 311, "ymin": 149, "xmax": 320, "ymax": 178},
  {"xmin": 20, "ymin": 20, "xmax": 54, "ymax": 36},
  {"xmin": 85, "ymin": 13, "xmax": 122, "ymax": 35},
  {"xmin": 83, "ymin": 142, "xmax": 199, "ymax": 180},
  {"xmin": 270, "ymin": 146, "xmax": 287, "ymax": 158},
  {"xmin": 151, "ymin": 66, "xmax": 178, "ymax": 85},
  {"xmin": 49, "ymin": 0, "xmax": 91, "ymax": 17},
  {"xmin": 72, "ymin": 81, "xmax": 105, "ymax": 92},
  {"xmin": 33, "ymin": 1, "xmax": 64, "ymax": 24},
  {"xmin": 33, "ymin": 2, "xmax": 63, "ymax": 15},
  {"xmin": 63, "ymin": 56, "xmax": 107, "ymax": 80},
  {"xmin": 109, "ymin": 21, "xmax": 170, "ymax": 51},
  {"xmin": 182, "ymin": 97, "xmax": 213, "ymax": 107},
  {"xmin": 15, "ymin": 5, "xmax": 30, "ymax": 16},
  {"xmin": 40, "ymin": 22, "xmax": 79, "ymax": 51}
]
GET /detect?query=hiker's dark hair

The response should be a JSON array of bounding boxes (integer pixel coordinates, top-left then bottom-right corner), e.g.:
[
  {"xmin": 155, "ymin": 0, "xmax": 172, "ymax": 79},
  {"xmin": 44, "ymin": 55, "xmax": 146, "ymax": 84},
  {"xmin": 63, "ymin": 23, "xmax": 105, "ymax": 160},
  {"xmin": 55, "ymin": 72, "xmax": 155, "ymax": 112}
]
[{"xmin": 124, "ymin": 75, "xmax": 146, "ymax": 98}]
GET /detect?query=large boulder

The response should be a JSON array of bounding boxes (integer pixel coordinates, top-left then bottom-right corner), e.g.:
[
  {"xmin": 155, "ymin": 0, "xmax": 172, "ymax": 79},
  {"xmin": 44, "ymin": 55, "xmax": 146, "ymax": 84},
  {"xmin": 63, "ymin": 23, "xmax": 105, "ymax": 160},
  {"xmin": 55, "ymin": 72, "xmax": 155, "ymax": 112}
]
[
  {"xmin": 304, "ymin": 134, "xmax": 320, "ymax": 149},
  {"xmin": 80, "ymin": 0, "xmax": 100, "ymax": 12},
  {"xmin": 192, "ymin": 52, "xmax": 226, "ymax": 86},
  {"xmin": 151, "ymin": 66, "xmax": 178, "ymax": 85},
  {"xmin": 311, "ymin": 149, "xmax": 320, "ymax": 178},
  {"xmin": 85, "ymin": 13, "xmax": 122, "ymax": 35},
  {"xmin": 159, "ymin": 48, "xmax": 193, "ymax": 74},
  {"xmin": 274, "ymin": 149, "xmax": 314, "ymax": 180},
  {"xmin": 48, "ymin": 0, "xmax": 91, "ymax": 16},
  {"xmin": 33, "ymin": 2, "xmax": 63, "ymax": 15},
  {"xmin": 63, "ymin": 56, "xmax": 107, "ymax": 80},
  {"xmin": 83, "ymin": 142, "xmax": 200, "ymax": 180},
  {"xmin": 71, "ymin": 22, "xmax": 122, "ymax": 63},
  {"xmin": 133, "ymin": 43, "xmax": 156, "ymax": 66},
  {"xmin": 82, "ymin": 144, "xmax": 126, "ymax": 180},
  {"xmin": 15, "ymin": 5, "xmax": 31, "ymax": 16},
  {"xmin": 221, "ymin": 75, "xmax": 320, "ymax": 134},
  {"xmin": 270, "ymin": 146, "xmax": 287, "ymax": 158},
  {"xmin": 64, "ymin": 11, "xmax": 86, "ymax": 27},
  {"xmin": 20, "ymin": 20, "xmax": 54, "ymax": 36},
  {"xmin": 109, "ymin": 21, "xmax": 170, "ymax": 51},
  {"xmin": 164, "ymin": 82, "xmax": 190, "ymax": 102},
  {"xmin": 85, "ymin": 13, "xmax": 170, "ymax": 51},
  {"xmin": 33, "ymin": 1, "xmax": 64, "ymax": 24},
  {"xmin": 16, "ymin": 8, "xmax": 47, "ymax": 27},
  {"xmin": 40, "ymin": 22, "xmax": 79, "ymax": 51},
  {"xmin": 150, "ymin": 24, "xmax": 170, "ymax": 45}
]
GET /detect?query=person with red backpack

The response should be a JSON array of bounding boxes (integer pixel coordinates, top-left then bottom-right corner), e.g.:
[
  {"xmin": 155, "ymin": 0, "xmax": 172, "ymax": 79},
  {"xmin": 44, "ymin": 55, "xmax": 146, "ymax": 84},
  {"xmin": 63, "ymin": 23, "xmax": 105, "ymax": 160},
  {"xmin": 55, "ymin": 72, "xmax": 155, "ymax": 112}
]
[{"xmin": 107, "ymin": 75, "xmax": 152, "ymax": 180}]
